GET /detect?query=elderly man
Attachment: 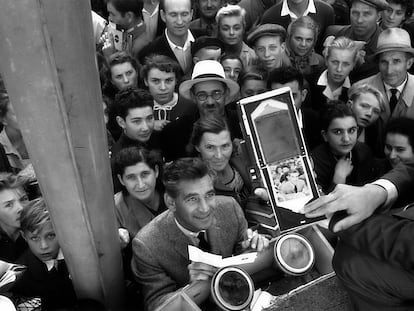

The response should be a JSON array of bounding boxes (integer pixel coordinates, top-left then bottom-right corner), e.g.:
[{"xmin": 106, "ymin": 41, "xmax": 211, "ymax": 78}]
[
  {"xmin": 139, "ymin": 0, "xmax": 197, "ymax": 74},
  {"xmin": 357, "ymin": 28, "xmax": 414, "ymax": 123},
  {"xmin": 132, "ymin": 158, "xmax": 269, "ymax": 310},
  {"xmin": 325, "ymin": 0, "xmax": 390, "ymax": 81},
  {"xmin": 160, "ymin": 60, "xmax": 240, "ymax": 161}
]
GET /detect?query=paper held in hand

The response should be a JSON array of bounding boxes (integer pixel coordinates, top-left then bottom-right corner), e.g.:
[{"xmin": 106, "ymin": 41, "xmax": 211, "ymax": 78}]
[{"xmin": 188, "ymin": 245, "xmax": 257, "ymax": 268}]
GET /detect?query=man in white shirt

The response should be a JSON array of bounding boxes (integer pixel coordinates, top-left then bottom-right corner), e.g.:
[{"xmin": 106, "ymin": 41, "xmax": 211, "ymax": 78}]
[{"xmin": 139, "ymin": 0, "xmax": 195, "ymax": 74}]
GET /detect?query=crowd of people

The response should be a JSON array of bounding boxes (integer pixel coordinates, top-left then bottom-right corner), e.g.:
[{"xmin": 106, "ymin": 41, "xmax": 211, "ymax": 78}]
[{"xmin": 1, "ymin": 0, "xmax": 414, "ymax": 309}]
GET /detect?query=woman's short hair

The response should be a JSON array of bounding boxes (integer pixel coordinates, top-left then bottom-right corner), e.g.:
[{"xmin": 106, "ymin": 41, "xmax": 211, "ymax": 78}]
[
  {"xmin": 107, "ymin": 51, "xmax": 139, "ymax": 80},
  {"xmin": 141, "ymin": 54, "xmax": 181, "ymax": 82},
  {"xmin": 287, "ymin": 16, "xmax": 320, "ymax": 45},
  {"xmin": 113, "ymin": 146, "xmax": 162, "ymax": 177},
  {"xmin": 191, "ymin": 115, "xmax": 230, "ymax": 148},
  {"xmin": 385, "ymin": 117, "xmax": 414, "ymax": 149},
  {"xmin": 388, "ymin": 0, "xmax": 413, "ymax": 19},
  {"xmin": 348, "ymin": 83, "xmax": 386, "ymax": 113},
  {"xmin": 216, "ymin": 4, "xmax": 246, "ymax": 28},
  {"xmin": 239, "ymin": 66, "xmax": 268, "ymax": 86}
]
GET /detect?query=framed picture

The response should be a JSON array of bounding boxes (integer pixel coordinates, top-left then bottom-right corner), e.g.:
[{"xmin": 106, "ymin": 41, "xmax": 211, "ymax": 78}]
[{"xmin": 239, "ymin": 87, "xmax": 323, "ymax": 231}]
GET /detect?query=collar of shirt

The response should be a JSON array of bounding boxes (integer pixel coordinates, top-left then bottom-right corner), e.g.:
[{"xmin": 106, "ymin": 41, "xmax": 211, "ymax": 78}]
[
  {"xmin": 154, "ymin": 93, "xmax": 178, "ymax": 111},
  {"xmin": 281, "ymin": 0, "xmax": 316, "ymax": 19},
  {"xmin": 384, "ymin": 76, "xmax": 408, "ymax": 100},
  {"xmin": 165, "ymin": 28, "xmax": 194, "ymax": 51},
  {"xmin": 142, "ymin": 3, "xmax": 159, "ymax": 17},
  {"xmin": 317, "ymin": 70, "xmax": 350, "ymax": 100},
  {"xmin": 43, "ymin": 248, "xmax": 64, "ymax": 271},
  {"xmin": 174, "ymin": 217, "xmax": 204, "ymax": 243},
  {"xmin": 126, "ymin": 21, "xmax": 144, "ymax": 35}
]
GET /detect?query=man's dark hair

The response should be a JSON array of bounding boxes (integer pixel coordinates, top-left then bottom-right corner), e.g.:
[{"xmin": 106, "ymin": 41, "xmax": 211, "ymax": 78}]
[
  {"xmin": 163, "ymin": 158, "xmax": 211, "ymax": 198},
  {"xmin": 108, "ymin": 0, "xmax": 144, "ymax": 18},
  {"xmin": 267, "ymin": 66, "xmax": 304, "ymax": 90},
  {"xmin": 115, "ymin": 88, "xmax": 154, "ymax": 119},
  {"xmin": 320, "ymin": 103, "xmax": 356, "ymax": 131},
  {"xmin": 387, "ymin": 0, "xmax": 413, "ymax": 18},
  {"xmin": 141, "ymin": 54, "xmax": 181, "ymax": 81},
  {"xmin": 191, "ymin": 115, "xmax": 230, "ymax": 147},
  {"xmin": 385, "ymin": 117, "xmax": 414, "ymax": 149}
]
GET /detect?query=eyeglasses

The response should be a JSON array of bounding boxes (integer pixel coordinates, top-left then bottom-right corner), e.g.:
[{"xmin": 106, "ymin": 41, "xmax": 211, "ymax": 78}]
[{"xmin": 195, "ymin": 90, "xmax": 224, "ymax": 102}]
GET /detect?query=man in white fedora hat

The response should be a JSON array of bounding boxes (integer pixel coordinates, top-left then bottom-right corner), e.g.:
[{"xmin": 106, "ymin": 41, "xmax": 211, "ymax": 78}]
[
  {"xmin": 357, "ymin": 27, "xmax": 414, "ymax": 123},
  {"xmin": 160, "ymin": 60, "xmax": 240, "ymax": 161}
]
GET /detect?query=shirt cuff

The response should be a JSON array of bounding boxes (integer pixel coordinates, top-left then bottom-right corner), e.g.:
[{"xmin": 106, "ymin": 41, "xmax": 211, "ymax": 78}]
[{"xmin": 371, "ymin": 179, "xmax": 398, "ymax": 209}]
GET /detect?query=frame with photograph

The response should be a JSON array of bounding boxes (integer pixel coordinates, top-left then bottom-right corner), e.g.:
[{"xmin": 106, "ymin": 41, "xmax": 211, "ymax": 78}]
[{"xmin": 238, "ymin": 87, "xmax": 323, "ymax": 231}]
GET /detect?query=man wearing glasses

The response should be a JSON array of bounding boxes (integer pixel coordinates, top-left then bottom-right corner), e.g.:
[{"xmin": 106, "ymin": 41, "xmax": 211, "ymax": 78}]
[{"xmin": 161, "ymin": 60, "xmax": 240, "ymax": 161}]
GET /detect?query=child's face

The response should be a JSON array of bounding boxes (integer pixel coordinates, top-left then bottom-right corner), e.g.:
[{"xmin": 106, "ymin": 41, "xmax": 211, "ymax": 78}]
[
  {"xmin": 24, "ymin": 221, "xmax": 60, "ymax": 262},
  {"xmin": 322, "ymin": 116, "xmax": 358, "ymax": 157}
]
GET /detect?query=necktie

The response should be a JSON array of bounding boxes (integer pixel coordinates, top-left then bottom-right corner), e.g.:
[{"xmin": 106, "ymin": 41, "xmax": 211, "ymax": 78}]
[
  {"xmin": 197, "ymin": 231, "xmax": 210, "ymax": 252},
  {"xmin": 389, "ymin": 88, "xmax": 398, "ymax": 114}
]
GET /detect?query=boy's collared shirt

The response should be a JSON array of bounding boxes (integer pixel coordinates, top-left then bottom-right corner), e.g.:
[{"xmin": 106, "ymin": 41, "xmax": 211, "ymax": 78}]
[
  {"xmin": 317, "ymin": 70, "xmax": 351, "ymax": 101},
  {"xmin": 43, "ymin": 249, "xmax": 64, "ymax": 271}
]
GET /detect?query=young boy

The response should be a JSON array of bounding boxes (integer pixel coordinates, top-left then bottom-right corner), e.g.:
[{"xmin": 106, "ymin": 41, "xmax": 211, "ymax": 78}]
[
  {"xmin": 311, "ymin": 103, "xmax": 377, "ymax": 193},
  {"xmin": 247, "ymin": 24, "xmax": 292, "ymax": 72},
  {"xmin": 11, "ymin": 198, "xmax": 76, "ymax": 310}
]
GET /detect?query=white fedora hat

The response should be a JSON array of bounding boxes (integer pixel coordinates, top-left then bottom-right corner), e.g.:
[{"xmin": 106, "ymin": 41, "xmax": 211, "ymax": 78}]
[
  {"xmin": 179, "ymin": 60, "xmax": 240, "ymax": 102},
  {"xmin": 375, "ymin": 28, "xmax": 414, "ymax": 56}
]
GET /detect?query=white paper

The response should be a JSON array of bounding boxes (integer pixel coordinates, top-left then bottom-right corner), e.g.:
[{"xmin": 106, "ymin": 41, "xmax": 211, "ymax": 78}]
[{"xmin": 188, "ymin": 245, "xmax": 257, "ymax": 268}]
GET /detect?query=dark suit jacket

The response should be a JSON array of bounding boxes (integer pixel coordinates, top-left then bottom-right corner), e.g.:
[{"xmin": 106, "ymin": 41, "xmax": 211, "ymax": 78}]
[
  {"xmin": 336, "ymin": 162, "xmax": 414, "ymax": 273},
  {"xmin": 12, "ymin": 250, "xmax": 76, "ymax": 310},
  {"xmin": 131, "ymin": 196, "xmax": 247, "ymax": 311}
]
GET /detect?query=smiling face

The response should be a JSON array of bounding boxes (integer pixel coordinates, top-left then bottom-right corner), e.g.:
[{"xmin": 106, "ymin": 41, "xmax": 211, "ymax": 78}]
[
  {"xmin": 379, "ymin": 51, "xmax": 413, "ymax": 87},
  {"xmin": 289, "ymin": 26, "xmax": 315, "ymax": 57},
  {"xmin": 192, "ymin": 80, "xmax": 227, "ymax": 117},
  {"xmin": 0, "ymin": 189, "xmax": 23, "ymax": 234},
  {"xmin": 219, "ymin": 15, "xmax": 244, "ymax": 46},
  {"xmin": 23, "ymin": 221, "xmax": 60, "ymax": 262},
  {"xmin": 326, "ymin": 48, "xmax": 356, "ymax": 86},
  {"xmin": 111, "ymin": 62, "xmax": 138, "ymax": 91},
  {"xmin": 351, "ymin": 92, "xmax": 381, "ymax": 128},
  {"xmin": 196, "ymin": 130, "xmax": 233, "ymax": 172},
  {"xmin": 384, "ymin": 133, "xmax": 414, "ymax": 167},
  {"xmin": 166, "ymin": 175, "xmax": 216, "ymax": 232},
  {"xmin": 118, "ymin": 162, "xmax": 158, "ymax": 202},
  {"xmin": 161, "ymin": 0, "xmax": 193, "ymax": 39},
  {"xmin": 254, "ymin": 35, "xmax": 286, "ymax": 71},
  {"xmin": 117, "ymin": 107, "xmax": 155, "ymax": 143},
  {"xmin": 381, "ymin": 2, "xmax": 406, "ymax": 28},
  {"xmin": 322, "ymin": 116, "xmax": 358, "ymax": 156},
  {"xmin": 145, "ymin": 68, "xmax": 176, "ymax": 105}
]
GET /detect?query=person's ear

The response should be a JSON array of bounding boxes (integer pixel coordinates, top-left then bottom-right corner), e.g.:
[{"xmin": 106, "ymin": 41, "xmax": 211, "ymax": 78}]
[
  {"xmin": 376, "ymin": 11, "xmax": 381, "ymax": 22},
  {"xmin": 301, "ymin": 88, "xmax": 308, "ymax": 102},
  {"xmin": 154, "ymin": 165, "xmax": 159, "ymax": 179},
  {"xmin": 117, "ymin": 174, "xmax": 125, "ymax": 186},
  {"xmin": 125, "ymin": 11, "xmax": 134, "ymax": 24},
  {"xmin": 193, "ymin": 56, "xmax": 200, "ymax": 64},
  {"xmin": 20, "ymin": 231, "xmax": 27, "ymax": 242},
  {"xmin": 160, "ymin": 9, "xmax": 166, "ymax": 23},
  {"xmin": 116, "ymin": 116, "xmax": 126, "ymax": 130},
  {"xmin": 164, "ymin": 193, "xmax": 176, "ymax": 212},
  {"xmin": 144, "ymin": 78, "xmax": 149, "ymax": 87},
  {"xmin": 406, "ymin": 56, "xmax": 414, "ymax": 70},
  {"xmin": 195, "ymin": 145, "xmax": 201, "ymax": 153},
  {"xmin": 321, "ymin": 130, "xmax": 327, "ymax": 142},
  {"xmin": 281, "ymin": 41, "xmax": 286, "ymax": 52},
  {"xmin": 347, "ymin": 99, "xmax": 354, "ymax": 108}
]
